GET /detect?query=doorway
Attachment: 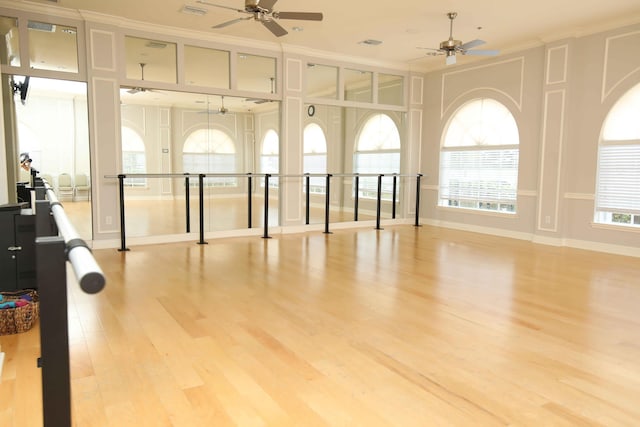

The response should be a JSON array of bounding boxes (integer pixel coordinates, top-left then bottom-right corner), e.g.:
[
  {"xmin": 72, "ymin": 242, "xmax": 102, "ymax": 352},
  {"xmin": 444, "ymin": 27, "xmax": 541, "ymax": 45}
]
[{"xmin": 7, "ymin": 75, "xmax": 92, "ymax": 240}]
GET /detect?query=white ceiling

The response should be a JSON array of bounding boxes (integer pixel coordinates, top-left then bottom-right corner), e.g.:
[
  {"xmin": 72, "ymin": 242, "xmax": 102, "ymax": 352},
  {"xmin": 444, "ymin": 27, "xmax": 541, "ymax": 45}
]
[{"xmin": 30, "ymin": 0, "xmax": 640, "ymax": 70}]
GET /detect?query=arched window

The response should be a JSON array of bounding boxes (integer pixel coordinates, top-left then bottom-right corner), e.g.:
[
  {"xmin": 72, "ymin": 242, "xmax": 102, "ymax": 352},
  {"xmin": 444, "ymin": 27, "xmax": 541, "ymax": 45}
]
[
  {"xmin": 183, "ymin": 128, "xmax": 237, "ymax": 187},
  {"xmin": 261, "ymin": 129, "xmax": 279, "ymax": 188},
  {"xmin": 121, "ymin": 126, "xmax": 147, "ymax": 187},
  {"xmin": 354, "ymin": 114, "xmax": 401, "ymax": 200},
  {"xmin": 595, "ymin": 83, "xmax": 640, "ymax": 227},
  {"xmin": 439, "ymin": 98, "xmax": 520, "ymax": 212},
  {"xmin": 304, "ymin": 123, "xmax": 327, "ymax": 193}
]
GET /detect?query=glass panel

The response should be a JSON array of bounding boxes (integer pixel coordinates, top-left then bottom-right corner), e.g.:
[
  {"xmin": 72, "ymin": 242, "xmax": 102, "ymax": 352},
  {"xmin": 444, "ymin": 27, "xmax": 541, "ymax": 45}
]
[
  {"xmin": 28, "ymin": 21, "xmax": 78, "ymax": 73},
  {"xmin": 0, "ymin": 16, "xmax": 19, "ymax": 66},
  {"xmin": 344, "ymin": 69, "xmax": 372, "ymax": 102},
  {"xmin": 125, "ymin": 36, "xmax": 177, "ymax": 83},
  {"xmin": 237, "ymin": 53, "xmax": 276, "ymax": 93},
  {"xmin": 184, "ymin": 45, "xmax": 229, "ymax": 89},
  {"xmin": 602, "ymin": 83, "xmax": 640, "ymax": 141},
  {"xmin": 306, "ymin": 63, "xmax": 338, "ymax": 99},
  {"xmin": 378, "ymin": 73, "xmax": 404, "ymax": 106}
]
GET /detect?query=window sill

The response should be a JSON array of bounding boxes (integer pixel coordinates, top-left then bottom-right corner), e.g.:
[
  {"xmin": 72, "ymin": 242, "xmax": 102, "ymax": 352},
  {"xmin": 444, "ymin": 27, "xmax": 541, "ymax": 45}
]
[{"xmin": 591, "ymin": 222, "xmax": 640, "ymax": 233}]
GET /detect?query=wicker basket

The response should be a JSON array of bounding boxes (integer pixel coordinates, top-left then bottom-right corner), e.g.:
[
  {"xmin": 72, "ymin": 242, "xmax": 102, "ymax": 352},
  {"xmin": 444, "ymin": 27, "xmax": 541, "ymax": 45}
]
[{"xmin": 0, "ymin": 289, "xmax": 39, "ymax": 335}]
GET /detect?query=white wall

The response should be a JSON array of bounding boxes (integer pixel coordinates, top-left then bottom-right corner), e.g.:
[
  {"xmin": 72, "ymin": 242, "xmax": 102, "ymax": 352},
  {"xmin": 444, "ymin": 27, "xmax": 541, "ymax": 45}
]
[{"xmin": 420, "ymin": 22, "xmax": 640, "ymax": 255}]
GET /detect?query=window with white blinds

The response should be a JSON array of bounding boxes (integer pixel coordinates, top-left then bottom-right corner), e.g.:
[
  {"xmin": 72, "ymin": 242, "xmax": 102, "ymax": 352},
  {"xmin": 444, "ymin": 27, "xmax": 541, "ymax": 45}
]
[
  {"xmin": 353, "ymin": 114, "xmax": 401, "ymax": 200},
  {"xmin": 595, "ymin": 83, "xmax": 640, "ymax": 227},
  {"xmin": 183, "ymin": 128, "xmax": 237, "ymax": 187},
  {"xmin": 303, "ymin": 123, "xmax": 328, "ymax": 193},
  {"xmin": 439, "ymin": 98, "xmax": 519, "ymax": 213}
]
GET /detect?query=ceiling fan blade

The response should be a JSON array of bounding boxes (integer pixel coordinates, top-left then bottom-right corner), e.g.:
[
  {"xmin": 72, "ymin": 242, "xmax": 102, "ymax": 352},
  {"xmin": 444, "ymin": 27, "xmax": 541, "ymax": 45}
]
[
  {"xmin": 258, "ymin": 0, "xmax": 278, "ymax": 11},
  {"xmin": 262, "ymin": 19, "xmax": 288, "ymax": 37},
  {"xmin": 275, "ymin": 12, "xmax": 323, "ymax": 21},
  {"xmin": 460, "ymin": 39, "xmax": 486, "ymax": 50},
  {"xmin": 446, "ymin": 55, "xmax": 457, "ymax": 65},
  {"xmin": 126, "ymin": 87, "xmax": 140, "ymax": 94},
  {"xmin": 195, "ymin": 0, "xmax": 244, "ymax": 12},
  {"xmin": 464, "ymin": 49, "xmax": 500, "ymax": 56},
  {"xmin": 213, "ymin": 16, "xmax": 252, "ymax": 29}
]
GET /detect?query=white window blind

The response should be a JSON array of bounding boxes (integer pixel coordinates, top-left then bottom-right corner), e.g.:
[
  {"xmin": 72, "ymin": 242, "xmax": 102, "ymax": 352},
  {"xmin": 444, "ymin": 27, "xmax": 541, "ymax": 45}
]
[
  {"xmin": 596, "ymin": 143, "xmax": 640, "ymax": 214},
  {"xmin": 440, "ymin": 148, "xmax": 519, "ymax": 205}
]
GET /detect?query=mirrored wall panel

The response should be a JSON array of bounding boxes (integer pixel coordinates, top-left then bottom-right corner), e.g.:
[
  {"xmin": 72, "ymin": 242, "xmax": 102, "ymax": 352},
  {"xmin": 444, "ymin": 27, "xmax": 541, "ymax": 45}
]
[
  {"xmin": 378, "ymin": 73, "xmax": 404, "ymax": 106},
  {"xmin": 125, "ymin": 36, "xmax": 177, "ymax": 83},
  {"xmin": 184, "ymin": 45, "xmax": 230, "ymax": 89},
  {"xmin": 28, "ymin": 21, "xmax": 78, "ymax": 73},
  {"xmin": 118, "ymin": 88, "xmax": 281, "ymax": 236},
  {"xmin": 306, "ymin": 63, "xmax": 338, "ymax": 99},
  {"xmin": 0, "ymin": 16, "xmax": 19, "ymax": 66},
  {"xmin": 236, "ymin": 53, "xmax": 276, "ymax": 93},
  {"xmin": 344, "ymin": 69, "xmax": 372, "ymax": 102}
]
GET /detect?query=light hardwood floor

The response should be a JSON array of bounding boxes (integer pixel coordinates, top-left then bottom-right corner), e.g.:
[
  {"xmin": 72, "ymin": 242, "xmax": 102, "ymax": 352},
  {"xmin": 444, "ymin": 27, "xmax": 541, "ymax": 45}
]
[{"xmin": 2, "ymin": 225, "xmax": 640, "ymax": 426}]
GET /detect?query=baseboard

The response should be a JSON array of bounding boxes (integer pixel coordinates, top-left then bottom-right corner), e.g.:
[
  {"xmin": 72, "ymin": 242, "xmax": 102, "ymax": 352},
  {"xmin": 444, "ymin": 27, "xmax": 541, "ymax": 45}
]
[{"xmin": 422, "ymin": 218, "xmax": 640, "ymax": 258}]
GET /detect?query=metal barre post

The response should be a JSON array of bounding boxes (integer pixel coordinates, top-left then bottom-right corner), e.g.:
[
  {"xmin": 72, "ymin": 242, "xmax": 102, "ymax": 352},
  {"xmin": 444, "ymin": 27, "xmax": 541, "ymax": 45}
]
[
  {"xmin": 354, "ymin": 174, "xmax": 359, "ymax": 221},
  {"xmin": 324, "ymin": 174, "xmax": 332, "ymax": 234},
  {"xmin": 117, "ymin": 174, "xmax": 129, "ymax": 252},
  {"xmin": 198, "ymin": 174, "xmax": 207, "ymax": 244},
  {"xmin": 305, "ymin": 174, "xmax": 310, "ymax": 225},
  {"xmin": 375, "ymin": 174, "xmax": 384, "ymax": 230},
  {"xmin": 247, "ymin": 173, "xmax": 253, "ymax": 229},
  {"xmin": 185, "ymin": 174, "xmax": 190, "ymax": 233},
  {"xmin": 263, "ymin": 174, "xmax": 271, "ymax": 238},
  {"xmin": 415, "ymin": 174, "xmax": 422, "ymax": 227},
  {"xmin": 392, "ymin": 174, "xmax": 397, "ymax": 219}
]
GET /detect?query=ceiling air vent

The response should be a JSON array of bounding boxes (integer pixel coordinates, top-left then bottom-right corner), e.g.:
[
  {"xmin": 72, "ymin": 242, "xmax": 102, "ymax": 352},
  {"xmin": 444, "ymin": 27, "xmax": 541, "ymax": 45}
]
[{"xmin": 28, "ymin": 21, "xmax": 56, "ymax": 32}]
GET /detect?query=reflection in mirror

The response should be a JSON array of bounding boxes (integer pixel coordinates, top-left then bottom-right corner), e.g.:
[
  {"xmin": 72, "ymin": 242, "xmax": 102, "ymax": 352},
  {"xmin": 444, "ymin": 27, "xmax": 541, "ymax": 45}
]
[
  {"xmin": 0, "ymin": 16, "xmax": 19, "ymax": 66},
  {"xmin": 344, "ymin": 69, "xmax": 373, "ymax": 102},
  {"xmin": 184, "ymin": 45, "xmax": 230, "ymax": 89},
  {"xmin": 13, "ymin": 76, "xmax": 92, "ymax": 239},
  {"xmin": 119, "ymin": 88, "xmax": 280, "ymax": 237},
  {"xmin": 306, "ymin": 63, "xmax": 338, "ymax": 99},
  {"xmin": 303, "ymin": 104, "xmax": 405, "ymax": 225},
  {"xmin": 378, "ymin": 73, "xmax": 404, "ymax": 106},
  {"xmin": 28, "ymin": 21, "xmax": 78, "ymax": 73},
  {"xmin": 124, "ymin": 36, "xmax": 177, "ymax": 83},
  {"xmin": 236, "ymin": 53, "xmax": 276, "ymax": 93}
]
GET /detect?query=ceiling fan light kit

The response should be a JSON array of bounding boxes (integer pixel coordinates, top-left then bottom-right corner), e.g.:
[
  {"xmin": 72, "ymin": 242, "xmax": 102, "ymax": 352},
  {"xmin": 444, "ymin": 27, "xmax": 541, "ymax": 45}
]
[
  {"xmin": 196, "ymin": 0, "xmax": 323, "ymax": 37},
  {"xmin": 418, "ymin": 11, "xmax": 500, "ymax": 65}
]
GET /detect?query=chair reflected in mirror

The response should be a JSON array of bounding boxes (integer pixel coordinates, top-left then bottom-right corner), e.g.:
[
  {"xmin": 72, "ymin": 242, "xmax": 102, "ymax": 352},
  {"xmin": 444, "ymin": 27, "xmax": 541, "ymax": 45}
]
[
  {"xmin": 57, "ymin": 173, "xmax": 74, "ymax": 201},
  {"xmin": 74, "ymin": 173, "xmax": 90, "ymax": 201}
]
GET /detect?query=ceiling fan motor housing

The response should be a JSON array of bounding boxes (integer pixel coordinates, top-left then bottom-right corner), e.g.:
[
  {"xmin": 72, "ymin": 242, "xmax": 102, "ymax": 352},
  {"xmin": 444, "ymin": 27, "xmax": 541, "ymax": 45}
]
[{"xmin": 440, "ymin": 39, "xmax": 462, "ymax": 51}]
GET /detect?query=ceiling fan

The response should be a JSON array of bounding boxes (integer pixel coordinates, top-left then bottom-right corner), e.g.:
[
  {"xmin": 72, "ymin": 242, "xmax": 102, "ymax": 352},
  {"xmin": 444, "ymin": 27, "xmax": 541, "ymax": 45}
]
[
  {"xmin": 418, "ymin": 12, "xmax": 499, "ymax": 65},
  {"xmin": 195, "ymin": 0, "xmax": 323, "ymax": 37},
  {"xmin": 199, "ymin": 96, "xmax": 233, "ymax": 115},
  {"xmin": 125, "ymin": 63, "xmax": 163, "ymax": 94}
]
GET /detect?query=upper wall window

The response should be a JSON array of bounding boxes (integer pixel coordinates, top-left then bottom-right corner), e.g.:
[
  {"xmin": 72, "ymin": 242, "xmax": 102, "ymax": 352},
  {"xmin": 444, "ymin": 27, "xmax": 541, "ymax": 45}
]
[
  {"xmin": 378, "ymin": 73, "xmax": 403, "ymax": 106},
  {"xmin": 344, "ymin": 68, "xmax": 372, "ymax": 102},
  {"xmin": 1, "ymin": 16, "xmax": 19, "ymax": 66},
  {"xmin": 595, "ymin": 83, "xmax": 640, "ymax": 227},
  {"xmin": 439, "ymin": 98, "xmax": 520, "ymax": 213},
  {"xmin": 306, "ymin": 63, "xmax": 338, "ymax": 99},
  {"xmin": 237, "ymin": 53, "xmax": 276, "ymax": 93},
  {"xmin": 28, "ymin": 21, "xmax": 78, "ymax": 73},
  {"xmin": 185, "ymin": 45, "xmax": 230, "ymax": 89},
  {"xmin": 125, "ymin": 36, "xmax": 177, "ymax": 84}
]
